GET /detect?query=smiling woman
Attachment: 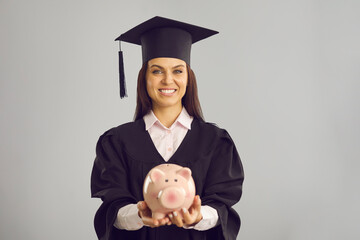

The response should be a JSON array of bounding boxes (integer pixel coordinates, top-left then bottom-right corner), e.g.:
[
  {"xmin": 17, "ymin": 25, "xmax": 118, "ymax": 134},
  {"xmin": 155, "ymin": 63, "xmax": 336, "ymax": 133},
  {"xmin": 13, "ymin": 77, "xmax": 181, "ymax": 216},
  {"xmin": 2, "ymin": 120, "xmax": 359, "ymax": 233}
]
[
  {"xmin": 146, "ymin": 58, "xmax": 188, "ymax": 125},
  {"xmin": 135, "ymin": 58, "xmax": 203, "ymax": 124},
  {"xmin": 91, "ymin": 16, "xmax": 244, "ymax": 240}
]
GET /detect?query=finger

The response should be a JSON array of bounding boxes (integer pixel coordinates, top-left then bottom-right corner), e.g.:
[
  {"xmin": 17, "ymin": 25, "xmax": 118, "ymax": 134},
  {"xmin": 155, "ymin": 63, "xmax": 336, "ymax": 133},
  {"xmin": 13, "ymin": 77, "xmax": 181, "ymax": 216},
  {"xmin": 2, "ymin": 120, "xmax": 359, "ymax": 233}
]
[
  {"xmin": 182, "ymin": 207, "xmax": 195, "ymax": 225},
  {"xmin": 168, "ymin": 213, "xmax": 174, "ymax": 224},
  {"xmin": 194, "ymin": 195, "xmax": 201, "ymax": 208},
  {"xmin": 192, "ymin": 196, "xmax": 202, "ymax": 213},
  {"xmin": 159, "ymin": 217, "xmax": 169, "ymax": 226},
  {"xmin": 137, "ymin": 201, "xmax": 148, "ymax": 211},
  {"xmin": 138, "ymin": 202, "xmax": 154, "ymax": 219},
  {"xmin": 137, "ymin": 203, "xmax": 158, "ymax": 227},
  {"xmin": 142, "ymin": 216, "xmax": 159, "ymax": 227},
  {"xmin": 186, "ymin": 196, "xmax": 203, "ymax": 224},
  {"xmin": 172, "ymin": 211, "xmax": 184, "ymax": 227},
  {"xmin": 152, "ymin": 219, "xmax": 159, "ymax": 226}
]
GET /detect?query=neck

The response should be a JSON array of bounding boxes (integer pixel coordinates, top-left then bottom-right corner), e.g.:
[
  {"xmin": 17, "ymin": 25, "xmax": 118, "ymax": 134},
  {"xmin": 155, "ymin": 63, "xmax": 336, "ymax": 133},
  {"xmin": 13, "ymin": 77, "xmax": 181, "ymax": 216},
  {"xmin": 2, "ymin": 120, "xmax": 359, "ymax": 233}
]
[{"xmin": 152, "ymin": 104, "xmax": 183, "ymax": 128}]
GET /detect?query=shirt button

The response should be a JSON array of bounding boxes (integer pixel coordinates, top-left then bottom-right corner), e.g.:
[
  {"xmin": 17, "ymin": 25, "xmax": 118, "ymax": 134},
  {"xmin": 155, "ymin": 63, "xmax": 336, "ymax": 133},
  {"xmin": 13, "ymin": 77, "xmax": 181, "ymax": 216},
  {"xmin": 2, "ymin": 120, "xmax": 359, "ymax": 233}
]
[
  {"xmin": 168, "ymin": 147, "xmax": 172, "ymax": 152},
  {"xmin": 166, "ymin": 130, "xmax": 171, "ymax": 134}
]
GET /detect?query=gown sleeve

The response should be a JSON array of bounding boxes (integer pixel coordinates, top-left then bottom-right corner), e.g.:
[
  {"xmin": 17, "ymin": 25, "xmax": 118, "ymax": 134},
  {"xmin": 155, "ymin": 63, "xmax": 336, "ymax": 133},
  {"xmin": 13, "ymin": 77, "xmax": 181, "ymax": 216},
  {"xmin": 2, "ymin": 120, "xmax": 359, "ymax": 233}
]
[
  {"xmin": 201, "ymin": 129, "xmax": 244, "ymax": 240},
  {"xmin": 90, "ymin": 129, "xmax": 138, "ymax": 240}
]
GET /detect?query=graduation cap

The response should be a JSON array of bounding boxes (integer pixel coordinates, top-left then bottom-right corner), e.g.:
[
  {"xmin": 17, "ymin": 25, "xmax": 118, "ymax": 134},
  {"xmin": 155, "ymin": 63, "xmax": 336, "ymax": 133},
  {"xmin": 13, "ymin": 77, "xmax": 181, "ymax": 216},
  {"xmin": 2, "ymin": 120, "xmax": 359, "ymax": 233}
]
[{"xmin": 115, "ymin": 16, "xmax": 219, "ymax": 98}]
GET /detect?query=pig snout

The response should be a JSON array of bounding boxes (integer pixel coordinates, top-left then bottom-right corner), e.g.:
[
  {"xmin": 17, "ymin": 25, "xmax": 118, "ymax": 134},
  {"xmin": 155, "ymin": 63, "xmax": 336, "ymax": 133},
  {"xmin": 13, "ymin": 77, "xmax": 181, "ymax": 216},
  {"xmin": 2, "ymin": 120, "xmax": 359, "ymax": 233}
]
[{"xmin": 159, "ymin": 187, "xmax": 185, "ymax": 209}]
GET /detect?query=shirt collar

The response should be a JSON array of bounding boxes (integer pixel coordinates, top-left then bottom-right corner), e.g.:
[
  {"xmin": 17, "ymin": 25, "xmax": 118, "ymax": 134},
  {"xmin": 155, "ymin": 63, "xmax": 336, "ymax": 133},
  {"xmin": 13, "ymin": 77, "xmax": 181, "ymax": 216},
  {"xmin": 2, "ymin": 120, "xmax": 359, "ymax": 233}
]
[
  {"xmin": 143, "ymin": 107, "xmax": 193, "ymax": 131},
  {"xmin": 176, "ymin": 107, "xmax": 193, "ymax": 130}
]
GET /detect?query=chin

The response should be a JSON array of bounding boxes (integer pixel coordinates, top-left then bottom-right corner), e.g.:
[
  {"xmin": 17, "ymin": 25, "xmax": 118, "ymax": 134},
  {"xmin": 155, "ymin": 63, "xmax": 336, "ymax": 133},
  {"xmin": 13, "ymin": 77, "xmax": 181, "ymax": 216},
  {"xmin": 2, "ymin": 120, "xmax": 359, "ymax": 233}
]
[{"xmin": 157, "ymin": 100, "xmax": 181, "ymax": 108}]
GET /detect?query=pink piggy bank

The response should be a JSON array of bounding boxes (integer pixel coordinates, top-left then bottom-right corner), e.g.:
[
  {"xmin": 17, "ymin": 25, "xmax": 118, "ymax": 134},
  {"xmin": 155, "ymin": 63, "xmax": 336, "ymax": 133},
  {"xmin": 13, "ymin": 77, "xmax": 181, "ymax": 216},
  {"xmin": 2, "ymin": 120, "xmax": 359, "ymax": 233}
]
[{"xmin": 143, "ymin": 164, "xmax": 196, "ymax": 220}]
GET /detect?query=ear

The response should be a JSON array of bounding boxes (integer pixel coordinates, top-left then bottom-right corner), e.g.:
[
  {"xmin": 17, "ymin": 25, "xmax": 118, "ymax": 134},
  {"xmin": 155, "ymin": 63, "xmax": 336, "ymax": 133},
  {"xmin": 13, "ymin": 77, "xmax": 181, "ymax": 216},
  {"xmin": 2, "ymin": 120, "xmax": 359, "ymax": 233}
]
[
  {"xmin": 176, "ymin": 167, "xmax": 192, "ymax": 181},
  {"xmin": 150, "ymin": 169, "xmax": 165, "ymax": 183}
]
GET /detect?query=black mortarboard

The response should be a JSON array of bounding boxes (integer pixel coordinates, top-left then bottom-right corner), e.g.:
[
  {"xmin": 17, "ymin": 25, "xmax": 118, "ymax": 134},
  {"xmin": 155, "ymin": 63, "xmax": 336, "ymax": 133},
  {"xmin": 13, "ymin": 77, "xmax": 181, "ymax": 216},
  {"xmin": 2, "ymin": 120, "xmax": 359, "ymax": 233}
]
[{"xmin": 115, "ymin": 16, "xmax": 218, "ymax": 98}]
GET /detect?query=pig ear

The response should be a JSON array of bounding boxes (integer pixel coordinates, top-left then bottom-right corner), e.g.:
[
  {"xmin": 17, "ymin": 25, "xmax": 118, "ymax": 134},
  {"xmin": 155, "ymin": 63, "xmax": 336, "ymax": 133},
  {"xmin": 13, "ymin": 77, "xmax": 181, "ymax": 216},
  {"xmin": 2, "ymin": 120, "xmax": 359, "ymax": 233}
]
[
  {"xmin": 176, "ymin": 167, "xmax": 192, "ymax": 181},
  {"xmin": 150, "ymin": 169, "xmax": 165, "ymax": 183}
]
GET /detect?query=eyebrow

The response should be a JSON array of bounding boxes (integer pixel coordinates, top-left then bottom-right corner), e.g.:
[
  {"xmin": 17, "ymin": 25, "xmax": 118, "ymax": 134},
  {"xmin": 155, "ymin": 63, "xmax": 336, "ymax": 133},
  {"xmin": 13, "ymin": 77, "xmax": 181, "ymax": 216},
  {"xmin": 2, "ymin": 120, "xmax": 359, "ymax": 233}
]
[{"xmin": 149, "ymin": 64, "xmax": 186, "ymax": 69}]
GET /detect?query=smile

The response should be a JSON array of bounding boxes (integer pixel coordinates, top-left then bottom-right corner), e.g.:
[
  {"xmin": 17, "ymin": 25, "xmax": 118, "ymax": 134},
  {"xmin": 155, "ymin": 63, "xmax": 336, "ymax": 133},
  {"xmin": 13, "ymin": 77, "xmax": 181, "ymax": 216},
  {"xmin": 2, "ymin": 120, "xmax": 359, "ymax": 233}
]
[{"xmin": 159, "ymin": 89, "xmax": 177, "ymax": 96}]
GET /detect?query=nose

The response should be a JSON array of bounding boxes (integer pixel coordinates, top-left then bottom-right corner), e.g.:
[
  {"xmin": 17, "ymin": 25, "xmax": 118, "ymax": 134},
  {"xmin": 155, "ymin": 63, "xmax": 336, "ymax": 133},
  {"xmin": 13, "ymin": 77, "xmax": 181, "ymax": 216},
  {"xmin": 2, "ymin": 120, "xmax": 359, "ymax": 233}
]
[
  {"xmin": 162, "ymin": 71, "xmax": 174, "ymax": 85},
  {"xmin": 159, "ymin": 187, "xmax": 185, "ymax": 209}
]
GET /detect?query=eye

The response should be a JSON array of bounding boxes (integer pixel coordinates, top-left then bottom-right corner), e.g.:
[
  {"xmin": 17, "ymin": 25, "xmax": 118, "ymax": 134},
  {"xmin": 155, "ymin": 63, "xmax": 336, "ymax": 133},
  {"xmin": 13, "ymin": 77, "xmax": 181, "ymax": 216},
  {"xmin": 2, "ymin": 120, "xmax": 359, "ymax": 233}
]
[
  {"xmin": 174, "ymin": 179, "xmax": 178, "ymax": 182},
  {"xmin": 174, "ymin": 69, "xmax": 183, "ymax": 74},
  {"xmin": 152, "ymin": 69, "xmax": 162, "ymax": 74},
  {"xmin": 165, "ymin": 179, "xmax": 169, "ymax": 182}
]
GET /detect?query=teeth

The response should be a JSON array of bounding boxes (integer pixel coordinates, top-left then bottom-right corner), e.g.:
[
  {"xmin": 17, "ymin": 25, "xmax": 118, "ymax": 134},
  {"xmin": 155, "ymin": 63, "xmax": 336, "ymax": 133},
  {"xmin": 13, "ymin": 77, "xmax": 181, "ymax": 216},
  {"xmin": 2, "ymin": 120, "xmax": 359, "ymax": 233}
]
[{"xmin": 160, "ymin": 89, "xmax": 176, "ymax": 94}]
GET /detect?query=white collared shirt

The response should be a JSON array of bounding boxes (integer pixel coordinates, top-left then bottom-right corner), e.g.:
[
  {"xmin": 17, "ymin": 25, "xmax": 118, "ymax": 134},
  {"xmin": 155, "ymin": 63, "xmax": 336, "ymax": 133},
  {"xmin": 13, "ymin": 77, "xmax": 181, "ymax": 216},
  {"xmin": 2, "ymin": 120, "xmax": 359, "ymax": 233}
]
[
  {"xmin": 114, "ymin": 108, "xmax": 218, "ymax": 231},
  {"xmin": 143, "ymin": 107, "xmax": 193, "ymax": 161}
]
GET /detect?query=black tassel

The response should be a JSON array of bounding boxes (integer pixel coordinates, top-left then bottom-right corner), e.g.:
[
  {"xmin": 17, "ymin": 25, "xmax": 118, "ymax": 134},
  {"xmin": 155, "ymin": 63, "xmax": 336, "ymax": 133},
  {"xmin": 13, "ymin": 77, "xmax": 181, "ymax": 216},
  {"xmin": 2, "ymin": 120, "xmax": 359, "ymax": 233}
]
[{"xmin": 119, "ymin": 50, "xmax": 127, "ymax": 98}]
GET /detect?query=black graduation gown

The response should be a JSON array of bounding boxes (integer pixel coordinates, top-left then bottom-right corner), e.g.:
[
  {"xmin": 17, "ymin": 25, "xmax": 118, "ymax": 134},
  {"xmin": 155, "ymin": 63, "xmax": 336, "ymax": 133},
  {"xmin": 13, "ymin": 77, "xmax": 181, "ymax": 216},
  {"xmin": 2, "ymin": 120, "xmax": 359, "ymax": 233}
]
[{"xmin": 91, "ymin": 118, "xmax": 244, "ymax": 240}]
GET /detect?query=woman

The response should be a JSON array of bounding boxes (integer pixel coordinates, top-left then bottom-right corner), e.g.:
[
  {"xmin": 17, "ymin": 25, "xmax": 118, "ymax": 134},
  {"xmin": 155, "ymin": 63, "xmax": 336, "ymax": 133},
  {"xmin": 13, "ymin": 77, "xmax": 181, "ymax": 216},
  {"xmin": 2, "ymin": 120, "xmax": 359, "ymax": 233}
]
[{"xmin": 91, "ymin": 16, "xmax": 244, "ymax": 240}]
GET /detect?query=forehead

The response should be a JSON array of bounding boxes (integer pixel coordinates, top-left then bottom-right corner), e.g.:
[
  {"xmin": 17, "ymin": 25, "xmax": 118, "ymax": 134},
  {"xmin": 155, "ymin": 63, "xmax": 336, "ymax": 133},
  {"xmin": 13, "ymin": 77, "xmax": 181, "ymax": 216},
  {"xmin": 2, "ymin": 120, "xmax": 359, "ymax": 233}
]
[{"xmin": 148, "ymin": 57, "xmax": 186, "ymax": 68}]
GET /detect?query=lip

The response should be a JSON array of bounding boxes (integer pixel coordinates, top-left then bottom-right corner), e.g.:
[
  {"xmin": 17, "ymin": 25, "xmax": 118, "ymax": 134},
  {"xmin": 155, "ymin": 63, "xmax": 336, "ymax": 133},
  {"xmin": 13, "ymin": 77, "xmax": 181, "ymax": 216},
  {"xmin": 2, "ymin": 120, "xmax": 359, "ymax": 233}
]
[{"xmin": 158, "ymin": 88, "xmax": 177, "ymax": 96}]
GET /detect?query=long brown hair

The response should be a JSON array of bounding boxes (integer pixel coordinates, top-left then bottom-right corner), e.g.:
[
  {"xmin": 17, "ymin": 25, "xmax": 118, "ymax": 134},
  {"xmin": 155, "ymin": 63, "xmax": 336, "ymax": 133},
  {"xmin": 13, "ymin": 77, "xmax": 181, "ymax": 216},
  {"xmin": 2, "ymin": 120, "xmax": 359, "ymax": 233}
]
[{"xmin": 134, "ymin": 61, "xmax": 204, "ymax": 121}]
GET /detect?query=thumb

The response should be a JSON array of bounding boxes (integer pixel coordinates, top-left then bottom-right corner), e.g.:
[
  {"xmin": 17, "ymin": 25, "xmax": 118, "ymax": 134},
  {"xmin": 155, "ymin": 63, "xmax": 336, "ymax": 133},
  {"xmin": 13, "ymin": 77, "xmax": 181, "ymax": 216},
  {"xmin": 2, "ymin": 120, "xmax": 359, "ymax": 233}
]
[
  {"xmin": 194, "ymin": 195, "xmax": 201, "ymax": 208},
  {"xmin": 137, "ymin": 201, "xmax": 148, "ymax": 211}
]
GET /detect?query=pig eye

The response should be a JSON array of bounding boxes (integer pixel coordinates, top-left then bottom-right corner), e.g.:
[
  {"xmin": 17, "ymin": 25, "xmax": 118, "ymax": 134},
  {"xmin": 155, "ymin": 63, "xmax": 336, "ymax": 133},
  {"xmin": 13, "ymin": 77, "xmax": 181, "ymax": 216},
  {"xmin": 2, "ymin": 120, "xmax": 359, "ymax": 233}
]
[
  {"xmin": 165, "ymin": 179, "xmax": 169, "ymax": 182},
  {"xmin": 174, "ymin": 179, "xmax": 178, "ymax": 182}
]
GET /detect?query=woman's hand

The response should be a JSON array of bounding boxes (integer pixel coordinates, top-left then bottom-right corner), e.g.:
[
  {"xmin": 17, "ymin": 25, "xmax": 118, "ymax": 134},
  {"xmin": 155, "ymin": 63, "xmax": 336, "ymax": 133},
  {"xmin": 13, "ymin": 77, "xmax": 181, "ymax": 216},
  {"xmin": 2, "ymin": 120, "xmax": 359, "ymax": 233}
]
[
  {"xmin": 169, "ymin": 195, "xmax": 203, "ymax": 228},
  {"xmin": 137, "ymin": 201, "xmax": 171, "ymax": 228}
]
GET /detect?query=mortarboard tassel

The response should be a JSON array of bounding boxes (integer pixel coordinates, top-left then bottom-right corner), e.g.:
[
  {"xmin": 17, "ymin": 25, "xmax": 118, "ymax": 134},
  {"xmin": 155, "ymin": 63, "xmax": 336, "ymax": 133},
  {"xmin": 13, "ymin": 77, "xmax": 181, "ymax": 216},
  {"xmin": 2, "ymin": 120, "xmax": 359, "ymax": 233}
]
[{"xmin": 118, "ymin": 41, "xmax": 127, "ymax": 98}]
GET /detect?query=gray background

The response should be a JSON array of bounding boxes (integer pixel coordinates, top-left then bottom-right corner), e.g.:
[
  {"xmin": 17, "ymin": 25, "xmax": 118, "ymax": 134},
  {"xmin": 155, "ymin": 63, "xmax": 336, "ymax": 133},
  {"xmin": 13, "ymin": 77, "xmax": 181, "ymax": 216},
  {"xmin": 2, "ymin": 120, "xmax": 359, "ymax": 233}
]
[{"xmin": 1, "ymin": 0, "xmax": 359, "ymax": 239}]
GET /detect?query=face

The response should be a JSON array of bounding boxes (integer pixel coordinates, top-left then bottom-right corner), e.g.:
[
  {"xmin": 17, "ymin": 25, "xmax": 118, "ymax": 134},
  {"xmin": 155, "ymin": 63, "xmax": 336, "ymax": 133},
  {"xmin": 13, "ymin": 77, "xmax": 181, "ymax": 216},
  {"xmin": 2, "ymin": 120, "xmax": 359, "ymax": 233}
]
[{"xmin": 146, "ymin": 57, "xmax": 188, "ymax": 110}]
